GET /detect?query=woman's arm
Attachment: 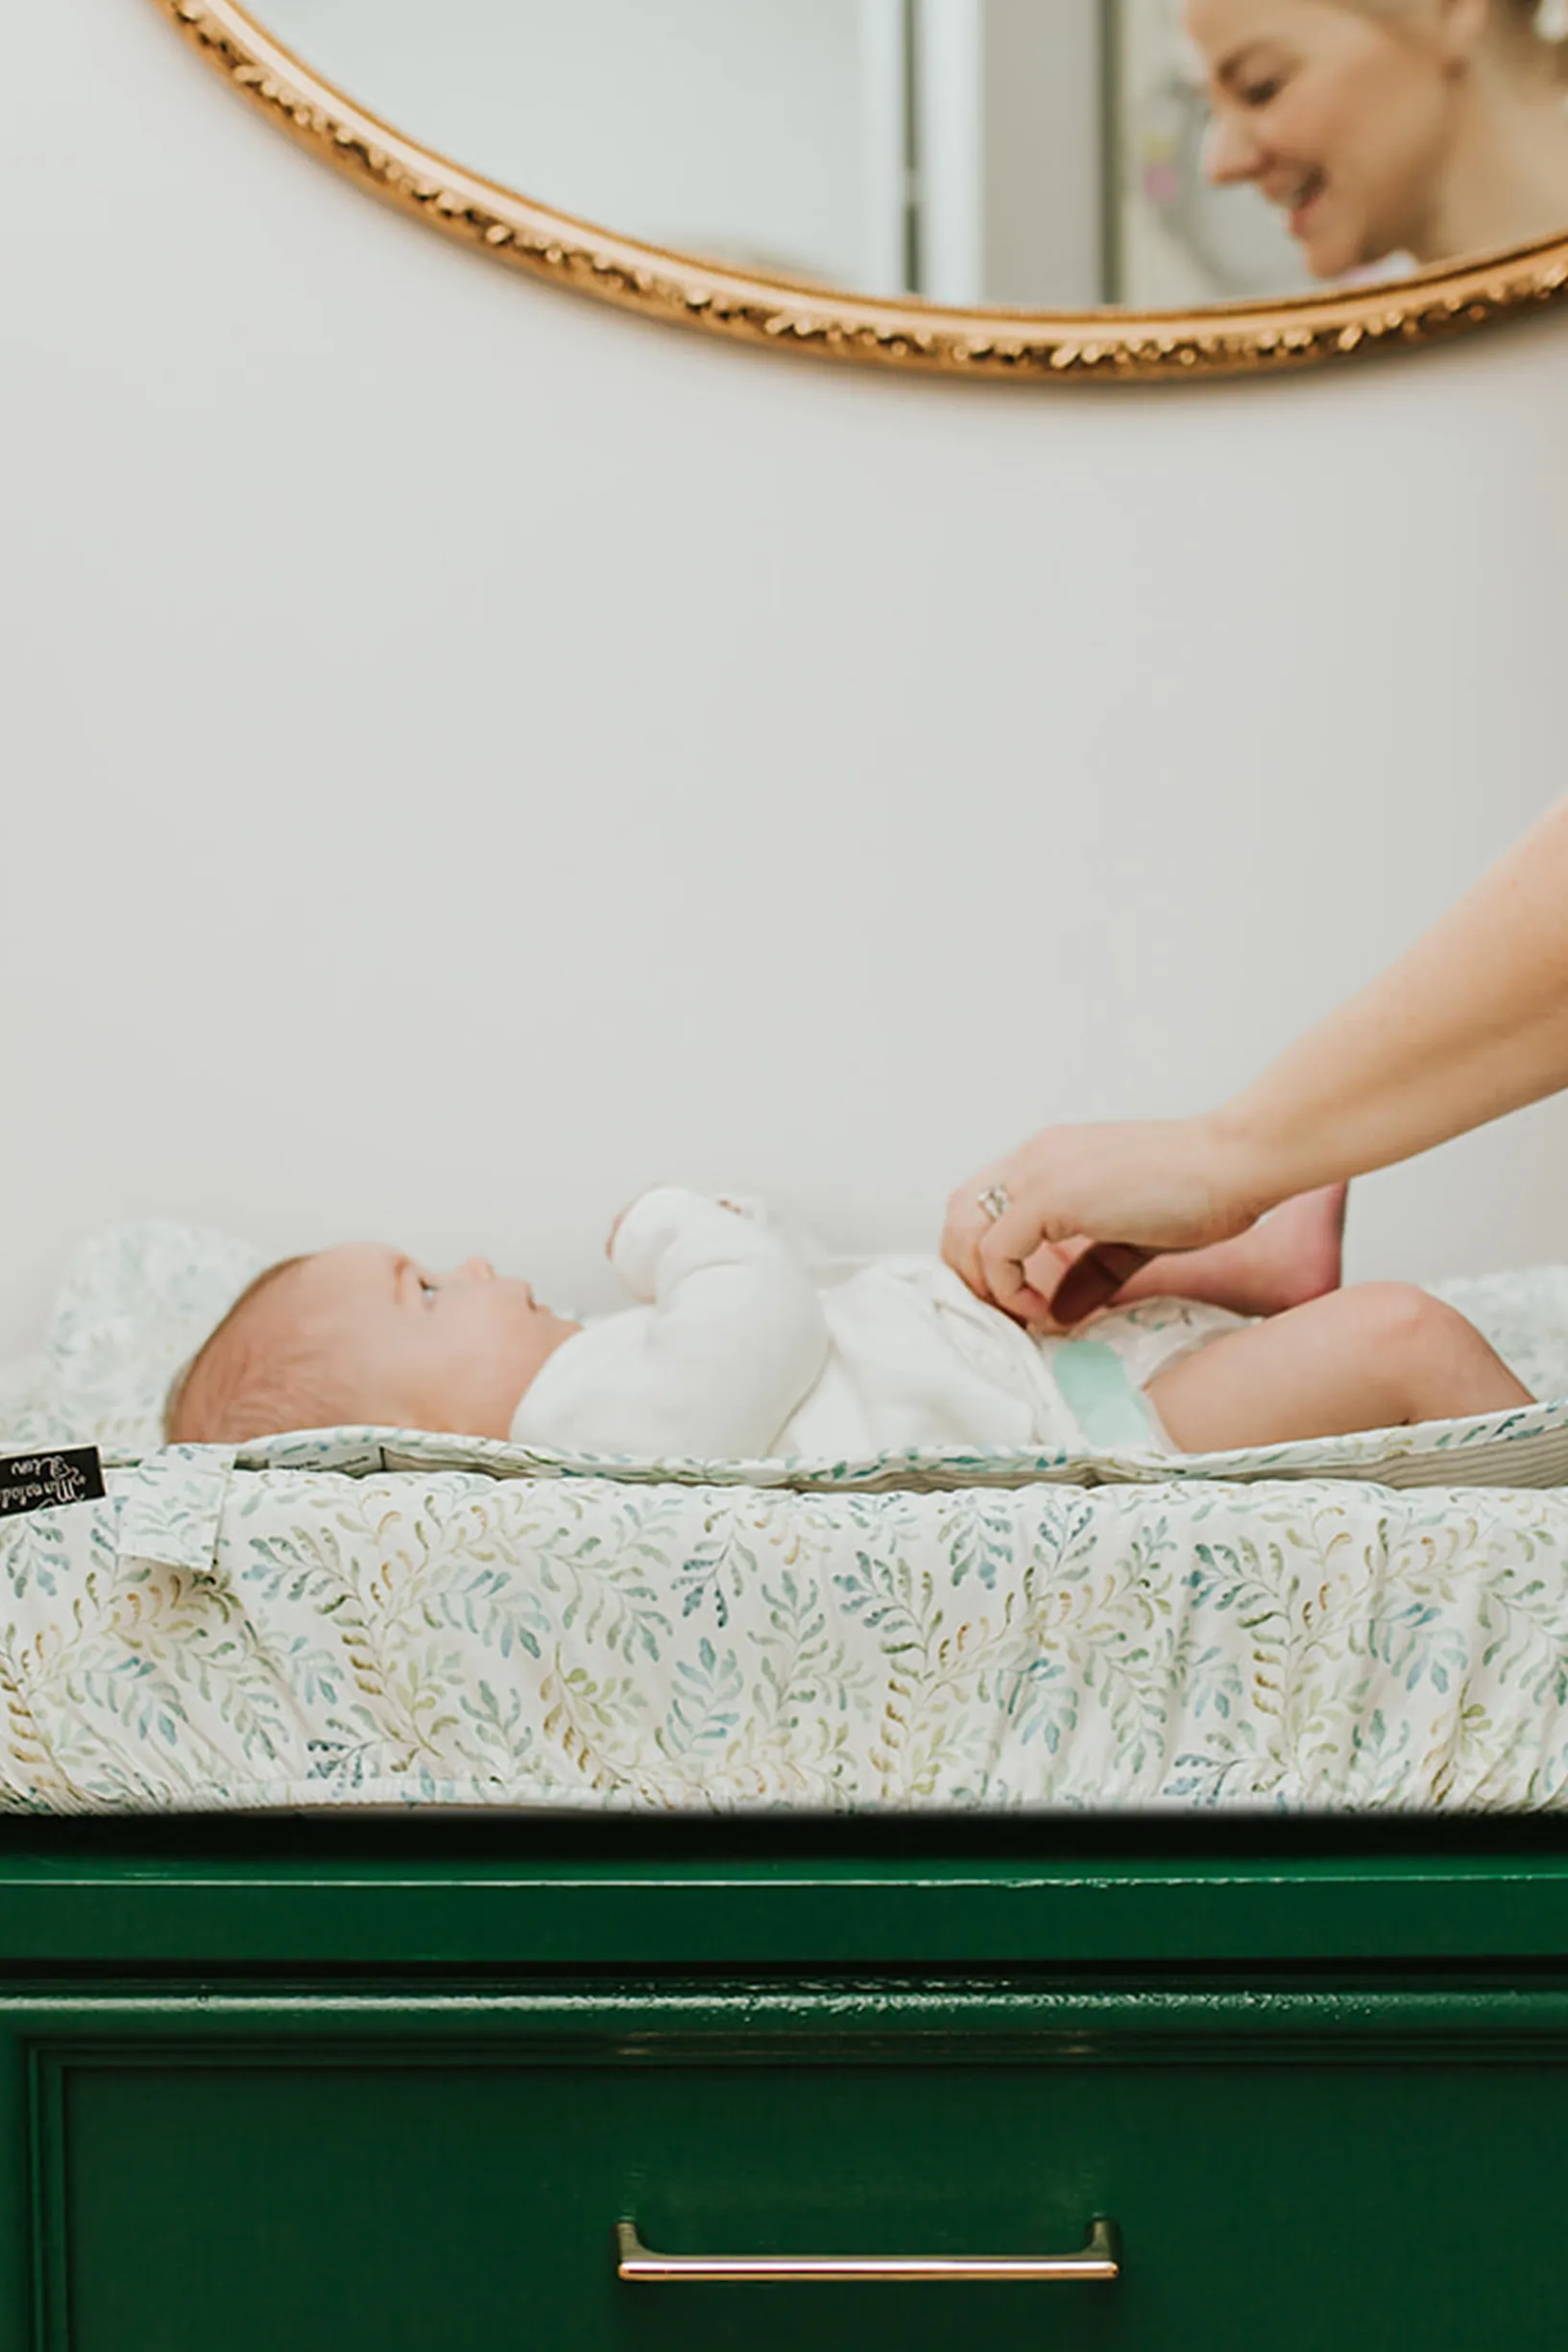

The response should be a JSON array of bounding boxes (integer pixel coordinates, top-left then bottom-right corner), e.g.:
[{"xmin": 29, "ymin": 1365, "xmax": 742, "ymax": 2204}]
[
  {"xmin": 947, "ymin": 796, "xmax": 1568, "ymax": 1324},
  {"xmin": 1221, "ymin": 795, "xmax": 1568, "ymax": 1197}
]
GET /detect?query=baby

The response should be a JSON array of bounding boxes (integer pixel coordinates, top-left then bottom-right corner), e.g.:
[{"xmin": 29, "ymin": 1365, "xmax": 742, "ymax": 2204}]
[{"xmin": 165, "ymin": 1183, "xmax": 1533, "ymax": 1459}]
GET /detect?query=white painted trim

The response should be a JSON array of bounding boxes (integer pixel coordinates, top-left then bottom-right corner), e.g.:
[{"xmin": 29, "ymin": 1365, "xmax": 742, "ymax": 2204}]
[
  {"xmin": 857, "ymin": 0, "xmax": 911, "ymax": 292},
  {"xmin": 913, "ymin": 0, "xmax": 984, "ymax": 303}
]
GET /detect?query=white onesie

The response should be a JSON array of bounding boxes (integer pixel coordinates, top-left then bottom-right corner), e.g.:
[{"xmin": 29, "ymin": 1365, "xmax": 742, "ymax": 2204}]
[{"xmin": 510, "ymin": 1188, "xmax": 1242, "ymax": 1463}]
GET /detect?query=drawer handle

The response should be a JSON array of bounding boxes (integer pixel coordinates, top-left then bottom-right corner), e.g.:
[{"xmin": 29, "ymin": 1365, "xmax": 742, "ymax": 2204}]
[{"xmin": 616, "ymin": 2215, "xmax": 1120, "ymax": 2285}]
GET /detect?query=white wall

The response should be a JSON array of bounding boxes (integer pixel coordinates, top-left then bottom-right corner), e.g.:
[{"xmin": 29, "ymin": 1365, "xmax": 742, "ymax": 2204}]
[{"xmin": 5, "ymin": 0, "xmax": 1568, "ymax": 1359}]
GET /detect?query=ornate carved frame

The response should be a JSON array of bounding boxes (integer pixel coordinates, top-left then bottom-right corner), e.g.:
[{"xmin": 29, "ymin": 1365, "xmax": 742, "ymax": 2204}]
[{"xmin": 157, "ymin": 0, "xmax": 1568, "ymax": 383}]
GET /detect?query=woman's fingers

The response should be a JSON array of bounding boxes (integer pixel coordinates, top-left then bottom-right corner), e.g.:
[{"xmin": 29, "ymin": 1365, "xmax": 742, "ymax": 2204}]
[
  {"xmin": 941, "ymin": 1176, "xmax": 1006, "ymax": 1298},
  {"xmin": 946, "ymin": 1174, "xmax": 1073, "ymax": 1322},
  {"xmin": 976, "ymin": 1193, "xmax": 1063, "ymax": 1323},
  {"xmin": 945, "ymin": 1115, "xmax": 1264, "ymax": 1323},
  {"xmin": 1050, "ymin": 1242, "xmax": 1156, "ymax": 1325},
  {"xmin": 946, "ymin": 1115, "xmax": 1263, "ymax": 1301},
  {"xmin": 954, "ymin": 1190, "xmax": 1148, "ymax": 1329}
]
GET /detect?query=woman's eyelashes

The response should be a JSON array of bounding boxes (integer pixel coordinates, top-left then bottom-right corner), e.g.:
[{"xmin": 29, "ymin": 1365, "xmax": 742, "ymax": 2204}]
[{"xmin": 1227, "ymin": 47, "xmax": 1291, "ymax": 107}]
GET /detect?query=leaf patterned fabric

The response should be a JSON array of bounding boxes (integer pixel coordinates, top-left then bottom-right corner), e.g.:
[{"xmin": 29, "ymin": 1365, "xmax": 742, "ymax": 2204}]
[
  {"xmin": 4, "ymin": 1223, "xmax": 1568, "ymax": 1814},
  {"xmin": 0, "ymin": 1436, "xmax": 1565, "ymax": 1812}
]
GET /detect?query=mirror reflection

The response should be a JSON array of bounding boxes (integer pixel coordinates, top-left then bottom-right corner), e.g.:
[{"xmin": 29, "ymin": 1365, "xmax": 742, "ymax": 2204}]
[{"xmin": 255, "ymin": 1, "xmax": 1568, "ymax": 309}]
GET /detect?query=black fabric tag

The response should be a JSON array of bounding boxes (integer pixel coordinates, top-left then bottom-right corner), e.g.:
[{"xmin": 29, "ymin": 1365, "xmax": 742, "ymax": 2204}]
[{"xmin": 0, "ymin": 1447, "xmax": 107, "ymax": 1518}]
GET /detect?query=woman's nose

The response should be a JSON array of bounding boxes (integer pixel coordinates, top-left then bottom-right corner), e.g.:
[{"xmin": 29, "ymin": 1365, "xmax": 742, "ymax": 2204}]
[{"xmin": 1203, "ymin": 110, "xmax": 1264, "ymax": 185}]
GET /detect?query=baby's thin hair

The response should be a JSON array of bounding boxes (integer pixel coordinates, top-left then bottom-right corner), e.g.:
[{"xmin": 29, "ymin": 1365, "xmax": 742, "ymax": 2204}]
[{"xmin": 164, "ymin": 1257, "xmax": 334, "ymax": 1444}]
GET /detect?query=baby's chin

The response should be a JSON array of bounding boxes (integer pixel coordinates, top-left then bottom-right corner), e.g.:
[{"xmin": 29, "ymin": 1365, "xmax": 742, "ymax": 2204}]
[{"xmin": 517, "ymin": 1311, "xmax": 582, "ymax": 1389}]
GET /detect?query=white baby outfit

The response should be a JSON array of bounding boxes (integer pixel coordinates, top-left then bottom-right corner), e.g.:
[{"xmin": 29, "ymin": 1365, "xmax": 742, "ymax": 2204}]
[{"xmin": 511, "ymin": 1188, "xmax": 1242, "ymax": 1463}]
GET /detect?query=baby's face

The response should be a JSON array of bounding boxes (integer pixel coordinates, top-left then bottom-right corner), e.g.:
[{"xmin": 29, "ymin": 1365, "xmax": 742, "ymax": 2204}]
[{"xmin": 282, "ymin": 1244, "xmax": 579, "ymax": 1440}]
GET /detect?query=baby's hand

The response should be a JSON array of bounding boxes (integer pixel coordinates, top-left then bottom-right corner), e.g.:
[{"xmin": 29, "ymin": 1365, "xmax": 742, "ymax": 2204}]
[
  {"xmin": 605, "ymin": 1197, "xmax": 647, "ymax": 1257},
  {"xmin": 606, "ymin": 1189, "xmax": 751, "ymax": 1257}
]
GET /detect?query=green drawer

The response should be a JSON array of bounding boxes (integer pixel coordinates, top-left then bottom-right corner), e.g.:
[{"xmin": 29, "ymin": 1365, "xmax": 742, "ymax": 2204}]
[{"xmin": 35, "ymin": 2014, "xmax": 1568, "ymax": 2352}]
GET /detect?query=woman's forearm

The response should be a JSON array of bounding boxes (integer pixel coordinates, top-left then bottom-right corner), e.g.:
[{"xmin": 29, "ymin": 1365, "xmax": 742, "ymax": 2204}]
[
  {"xmin": 945, "ymin": 796, "xmax": 1568, "ymax": 1328},
  {"xmin": 1216, "ymin": 796, "xmax": 1568, "ymax": 1209}
]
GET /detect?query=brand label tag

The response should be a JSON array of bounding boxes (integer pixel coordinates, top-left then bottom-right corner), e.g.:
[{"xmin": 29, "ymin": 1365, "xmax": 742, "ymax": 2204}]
[{"xmin": 0, "ymin": 1447, "xmax": 107, "ymax": 1518}]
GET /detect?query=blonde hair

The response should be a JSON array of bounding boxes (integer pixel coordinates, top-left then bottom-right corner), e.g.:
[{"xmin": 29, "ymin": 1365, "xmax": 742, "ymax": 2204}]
[
  {"xmin": 1354, "ymin": 0, "xmax": 1568, "ymax": 65},
  {"xmin": 164, "ymin": 1257, "xmax": 344, "ymax": 1444},
  {"xmin": 1470, "ymin": 0, "xmax": 1563, "ymax": 51}
]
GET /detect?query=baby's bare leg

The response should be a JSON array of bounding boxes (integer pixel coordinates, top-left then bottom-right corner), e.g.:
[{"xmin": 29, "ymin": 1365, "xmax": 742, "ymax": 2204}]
[
  {"xmin": 1109, "ymin": 1185, "xmax": 1348, "ymax": 1317},
  {"xmin": 1146, "ymin": 1283, "xmax": 1532, "ymax": 1453}
]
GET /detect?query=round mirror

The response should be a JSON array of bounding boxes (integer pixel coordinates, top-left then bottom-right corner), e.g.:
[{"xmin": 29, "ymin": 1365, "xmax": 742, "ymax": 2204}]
[{"xmin": 161, "ymin": 0, "xmax": 1568, "ymax": 378}]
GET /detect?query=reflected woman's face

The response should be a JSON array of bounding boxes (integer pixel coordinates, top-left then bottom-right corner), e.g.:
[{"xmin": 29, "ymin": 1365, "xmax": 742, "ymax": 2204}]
[{"xmin": 1184, "ymin": 0, "xmax": 1463, "ymax": 276}]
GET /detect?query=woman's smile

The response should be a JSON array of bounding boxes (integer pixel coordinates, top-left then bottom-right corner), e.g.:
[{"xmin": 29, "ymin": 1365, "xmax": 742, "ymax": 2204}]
[
  {"xmin": 1186, "ymin": 0, "xmax": 1568, "ymax": 278},
  {"xmin": 1262, "ymin": 160, "xmax": 1329, "ymax": 237}
]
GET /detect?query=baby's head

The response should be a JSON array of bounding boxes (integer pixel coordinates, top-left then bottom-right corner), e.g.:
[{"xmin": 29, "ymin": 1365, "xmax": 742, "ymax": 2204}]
[{"xmin": 165, "ymin": 1246, "xmax": 579, "ymax": 1445}]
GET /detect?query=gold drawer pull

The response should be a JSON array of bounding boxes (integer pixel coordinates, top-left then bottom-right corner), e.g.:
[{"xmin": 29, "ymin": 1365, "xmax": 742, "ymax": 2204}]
[{"xmin": 616, "ymin": 2216, "xmax": 1120, "ymax": 2285}]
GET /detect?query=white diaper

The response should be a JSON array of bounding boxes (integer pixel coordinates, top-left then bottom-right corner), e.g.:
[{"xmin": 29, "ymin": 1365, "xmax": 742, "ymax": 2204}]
[{"xmin": 1034, "ymin": 1299, "xmax": 1248, "ymax": 1454}]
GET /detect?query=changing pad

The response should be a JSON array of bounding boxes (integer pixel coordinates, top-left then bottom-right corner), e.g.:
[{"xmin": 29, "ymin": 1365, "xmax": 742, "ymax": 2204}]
[
  {"xmin": 0, "ymin": 1422, "xmax": 1564, "ymax": 1814},
  {"xmin": 5, "ymin": 1225, "xmax": 1568, "ymax": 1815}
]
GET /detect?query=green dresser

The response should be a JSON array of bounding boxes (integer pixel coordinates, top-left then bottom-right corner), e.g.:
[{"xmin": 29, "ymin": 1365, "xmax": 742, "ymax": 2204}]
[{"xmin": 4, "ymin": 1821, "xmax": 1567, "ymax": 2350}]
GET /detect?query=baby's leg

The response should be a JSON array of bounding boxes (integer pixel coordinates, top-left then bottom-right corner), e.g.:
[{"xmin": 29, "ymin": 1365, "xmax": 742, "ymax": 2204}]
[
  {"xmin": 1146, "ymin": 1283, "xmax": 1531, "ymax": 1452},
  {"xmin": 1108, "ymin": 1185, "xmax": 1348, "ymax": 1317}
]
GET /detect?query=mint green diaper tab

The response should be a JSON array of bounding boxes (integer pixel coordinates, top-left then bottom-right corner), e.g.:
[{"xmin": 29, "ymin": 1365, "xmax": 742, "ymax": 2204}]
[{"xmin": 1051, "ymin": 1340, "xmax": 1164, "ymax": 1452}]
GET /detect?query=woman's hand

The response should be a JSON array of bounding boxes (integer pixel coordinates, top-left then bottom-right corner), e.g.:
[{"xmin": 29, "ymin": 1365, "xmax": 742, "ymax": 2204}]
[
  {"xmin": 943, "ymin": 1115, "xmax": 1264, "ymax": 1326},
  {"xmin": 946, "ymin": 807, "xmax": 1568, "ymax": 1326}
]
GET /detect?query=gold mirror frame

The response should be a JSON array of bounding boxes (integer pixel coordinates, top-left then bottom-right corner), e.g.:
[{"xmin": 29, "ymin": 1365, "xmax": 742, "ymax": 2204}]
[{"xmin": 158, "ymin": 0, "xmax": 1568, "ymax": 382}]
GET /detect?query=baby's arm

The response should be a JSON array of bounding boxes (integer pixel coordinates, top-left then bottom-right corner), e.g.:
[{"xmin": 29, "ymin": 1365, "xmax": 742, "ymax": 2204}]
[{"xmin": 512, "ymin": 1188, "xmax": 830, "ymax": 1459}]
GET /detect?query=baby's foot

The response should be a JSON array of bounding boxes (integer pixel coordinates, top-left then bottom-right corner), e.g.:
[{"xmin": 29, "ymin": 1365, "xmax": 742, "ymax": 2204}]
[
  {"xmin": 1236, "ymin": 1183, "xmax": 1348, "ymax": 1314},
  {"xmin": 1105, "ymin": 1183, "xmax": 1347, "ymax": 1320}
]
